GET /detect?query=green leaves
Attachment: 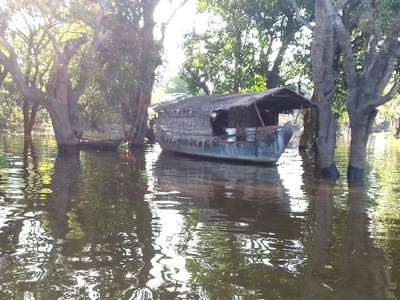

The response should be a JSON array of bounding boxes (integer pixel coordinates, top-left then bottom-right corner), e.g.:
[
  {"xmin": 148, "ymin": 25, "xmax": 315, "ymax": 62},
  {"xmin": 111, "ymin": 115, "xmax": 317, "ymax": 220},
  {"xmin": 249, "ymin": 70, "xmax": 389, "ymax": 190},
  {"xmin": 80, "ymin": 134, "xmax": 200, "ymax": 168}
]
[{"xmin": 180, "ymin": 0, "xmax": 311, "ymax": 94}]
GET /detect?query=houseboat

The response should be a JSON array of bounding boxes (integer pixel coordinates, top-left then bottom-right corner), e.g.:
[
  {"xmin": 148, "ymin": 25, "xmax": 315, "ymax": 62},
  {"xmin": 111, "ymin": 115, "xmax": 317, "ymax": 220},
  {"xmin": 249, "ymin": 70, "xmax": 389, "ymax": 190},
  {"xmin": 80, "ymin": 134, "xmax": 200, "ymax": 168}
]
[{"xmin": 151, "ymin": 87, "xmax": 315, "ymax": 163}]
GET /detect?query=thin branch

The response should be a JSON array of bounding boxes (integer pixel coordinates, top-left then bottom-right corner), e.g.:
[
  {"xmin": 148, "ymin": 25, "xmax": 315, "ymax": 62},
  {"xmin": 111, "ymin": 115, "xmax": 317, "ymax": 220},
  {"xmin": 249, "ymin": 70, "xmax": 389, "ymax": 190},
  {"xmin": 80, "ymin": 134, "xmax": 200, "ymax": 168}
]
[
  {"xmin": 69, "ymin": 1, "xmax": 112, "ymax": 96},
  {"xmin": 325, "ymin": 0, "xmax": 358, "ymax": 84},
  {"xmin": 335, "ymin": 0, "xmax": 350, "ymax": 10},
  {"xmin": 43, "ymin": 26, "xmax": 62, "ymax": 58},
  {"xmin": 0, "ymin": 38, "xmax": 45, "ymax": 105},
  {"xmin": 360, "ymin": 0, "xmax": 379, "ymax": 75},
  {"xmin": 374, "ymin": 12, "xmax": 400, "ymax": 93},
  {"xmin": 0, "ymin": 67, "xmax": 8, "ymax": 86},
  {"xmin": 158, "ymin": 0, "xmax": 189, "ymax": 47},
  {"xmin": 72, "ymin": 30, "xmax": 112, "ymax": 100},
  {"xmin": 287, "ymin": 0, "xmax": 314, "ymax": 31},
  {"xmin": 380, "ymin": 78, "xmax": 400, "ymax": 105}
]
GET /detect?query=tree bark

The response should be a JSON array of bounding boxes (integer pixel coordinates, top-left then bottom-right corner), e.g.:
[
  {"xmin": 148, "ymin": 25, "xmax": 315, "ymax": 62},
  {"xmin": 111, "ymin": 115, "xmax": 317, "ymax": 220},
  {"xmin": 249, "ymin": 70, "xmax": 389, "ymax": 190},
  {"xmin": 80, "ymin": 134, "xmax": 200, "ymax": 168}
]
[
  {"xmin": 299, "ymin": 93, "xmax": 318, "ymax": 149},
  {"xmin": 0, "ymin": 67, "xmax": 8, "ymax": 87},
  {"xmin": 47, "ymin": 101, "xmax": 81, "ymax": 155},
  {"xmin": 311, "ymin": 0, "xmax": 339, "ymax": 180},
  {"xmin": 346, "ymin": 91, "xmax": 378, "ymax": 185},
  {"xmin": 395, "ymin": 117, "xmax": 400, "ymax": 137},
  {"xmin": 125, "ymin": 2, "xmax": 162, "ymax": 149},
  {"xmin": 23, "ymin": 99, "xmax": 39, "ymax": 136}
]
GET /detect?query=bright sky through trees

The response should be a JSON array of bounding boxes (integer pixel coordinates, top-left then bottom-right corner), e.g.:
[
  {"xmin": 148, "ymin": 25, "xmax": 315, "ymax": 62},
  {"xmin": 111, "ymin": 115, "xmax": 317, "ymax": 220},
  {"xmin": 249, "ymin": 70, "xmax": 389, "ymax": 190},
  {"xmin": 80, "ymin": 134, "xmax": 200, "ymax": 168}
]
[{"xmin": 154, "ymin": 0, "xmax": 207, "ymax": 77}]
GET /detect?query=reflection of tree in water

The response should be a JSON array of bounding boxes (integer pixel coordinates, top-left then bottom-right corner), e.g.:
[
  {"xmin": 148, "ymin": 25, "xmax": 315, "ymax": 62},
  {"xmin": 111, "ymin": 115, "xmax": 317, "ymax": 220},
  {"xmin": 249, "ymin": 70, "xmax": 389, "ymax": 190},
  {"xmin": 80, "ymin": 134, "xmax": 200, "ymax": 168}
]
[
  {"xmin": 153, "ymin": 153, "xmax": 306, "ymax": 299},
  {"xmin": 370, "ymin": 144, "xmax": 400, "ymax": 298},
  {"xmin": 0, "ymin": 140, "xmax": 155, "ymax": 299},
  {"xmin": 0, "ymin": 137, "xmax": 60, "ymax": 299},
  {"xmin": 299, "ymin": 146, "xmax": 394, "ymax": 300},
  {"xmin": 44, "ymin": 151, "xmax": 154, "ymax": 299},
  {"xmin": 153, "ymin": 150, "xmax": 396, "ymax": 299}
]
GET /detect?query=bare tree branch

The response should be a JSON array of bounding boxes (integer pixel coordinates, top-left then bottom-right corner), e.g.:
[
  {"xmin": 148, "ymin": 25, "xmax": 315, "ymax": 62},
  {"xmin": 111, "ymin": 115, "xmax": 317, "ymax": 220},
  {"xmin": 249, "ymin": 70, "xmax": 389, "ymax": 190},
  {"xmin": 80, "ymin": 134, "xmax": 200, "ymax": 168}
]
[
  {"xmin": 43, "ymin": 26, "xmax": 62, "ymax": 58},
  {"xmin": 287, "ymin": 0, "xmax": 314, "ymax": 30},
  {"xmin": 335, "ymin": 0, "xmax": 350, "ymax": 10},
  {"xmin": 374, "ymin": 12, "xmax": 400, "ymax": 93},
  {"xmin": 360, "ymin": 0, "xmax": 380, "ymax": 75},
  {"xmin": 0, "ymin": 67, "xmax": 8, "ymax": 86},
  {"xmin": 0, "ymin": 38, "xmax": 45, "ymax": 105},
  {"xmin": 72, "ymin": 30, "xmax": 111, "ymax": 101},
  {"xmin": 325, "ymin": 0, "xmax": 358, "ymax": 85},
  {"xmin": 381, "ymin": 78, "xmax": 400, "ymax": 104},
  {"xmin": 157, "ymin": 0, "xmax": 189, "ymax": 47}
]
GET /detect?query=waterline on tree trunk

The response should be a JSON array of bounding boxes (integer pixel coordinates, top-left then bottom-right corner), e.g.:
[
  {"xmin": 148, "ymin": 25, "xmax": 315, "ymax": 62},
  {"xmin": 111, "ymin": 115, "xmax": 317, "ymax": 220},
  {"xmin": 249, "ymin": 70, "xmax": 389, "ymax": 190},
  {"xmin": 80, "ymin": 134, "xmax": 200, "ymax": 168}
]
[
  {"xmin": 347, "ymin": 165, "xmax": 364, "ymax": 186},
  {"xmin": 321, "ymin": 163, "xmax": 340, "ymax": 181}
]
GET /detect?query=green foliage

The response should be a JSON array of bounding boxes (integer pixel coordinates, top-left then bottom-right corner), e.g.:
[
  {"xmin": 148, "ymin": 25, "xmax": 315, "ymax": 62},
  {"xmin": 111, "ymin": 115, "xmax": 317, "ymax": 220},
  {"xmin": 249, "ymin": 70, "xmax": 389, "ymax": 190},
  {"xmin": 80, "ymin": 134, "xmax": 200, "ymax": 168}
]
[
  {"xmin": 79, "ymin": 76, "xmax": 121, "ymax": 131},
  {"xmin": 163, "ymin": 75, "xmax": 189, "ymax": 94},
  {"xmin": 180, "ymin": 0, "xmax": 312, "ymax": 95},
  {"xmin": 0, "ymin": 0, "xmax": 118, "ymax": 133},
  {"xmin": 0, "ymin": 76, "xmax": 24, "ymax": 130}
]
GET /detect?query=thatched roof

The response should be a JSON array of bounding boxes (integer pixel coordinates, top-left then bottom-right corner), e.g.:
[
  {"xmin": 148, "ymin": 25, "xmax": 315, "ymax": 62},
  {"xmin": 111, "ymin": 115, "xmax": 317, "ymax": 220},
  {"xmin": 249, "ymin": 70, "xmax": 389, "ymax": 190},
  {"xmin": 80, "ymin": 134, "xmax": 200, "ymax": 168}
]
[{"xmin": 153, "ymin": 87, "xmax": 316, "ymax": 113}]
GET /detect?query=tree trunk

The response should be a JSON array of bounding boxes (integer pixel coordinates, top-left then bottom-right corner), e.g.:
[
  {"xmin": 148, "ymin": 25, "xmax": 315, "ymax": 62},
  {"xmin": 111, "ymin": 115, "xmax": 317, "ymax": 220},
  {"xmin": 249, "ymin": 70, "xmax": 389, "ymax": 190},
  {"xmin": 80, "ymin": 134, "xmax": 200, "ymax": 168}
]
[
  {"xmin": 299, "ymin": 94, "xmax": 318, "ymax": 149},
  {"xmin": 316, "ymin": 101, "xmax": 339, "ymax": 179},
  {"xmin": 347, "ymin": 94, "xmax": 377, "ymax": 185},
  {"xmin": 395, "ymin": 117, "xmax": 400, "ymax": 137},
  {"xmin": 48, "ymin": 103, "xmax": 81, "ymax": 155},
  {"xmin": 130, "ymin": 89, "xmax": 151, "ymax": 147},
  {"xmin": 23, "ymin": 99, "xmax": 31, "ymax": 136},
  {"xmin": 323, "ymin": 1, "xmax": 400, "ymax": 184},
  {"xmin": 23, "ymin": 99, "xmax": 39, "ymax": 136},
  {"xmin": 311, "ymin": 0, "xmax": 339, "ymax": 180},
  {"xmin": 125, "ymin": 2, "xmax": 161, "ymax": 149}
]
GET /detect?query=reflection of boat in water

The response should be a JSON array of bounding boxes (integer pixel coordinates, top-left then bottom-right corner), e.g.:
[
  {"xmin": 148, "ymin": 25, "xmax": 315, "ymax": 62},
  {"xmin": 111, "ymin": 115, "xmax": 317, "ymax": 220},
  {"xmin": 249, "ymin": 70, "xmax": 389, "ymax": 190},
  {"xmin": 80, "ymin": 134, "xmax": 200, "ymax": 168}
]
[
  {"xmin": 154, "ymin": 152, "xmax": 302, "ymax": 238},
  {"xmin": 152, "ymin": 88, "xmax": 315, "ymax": 163}
]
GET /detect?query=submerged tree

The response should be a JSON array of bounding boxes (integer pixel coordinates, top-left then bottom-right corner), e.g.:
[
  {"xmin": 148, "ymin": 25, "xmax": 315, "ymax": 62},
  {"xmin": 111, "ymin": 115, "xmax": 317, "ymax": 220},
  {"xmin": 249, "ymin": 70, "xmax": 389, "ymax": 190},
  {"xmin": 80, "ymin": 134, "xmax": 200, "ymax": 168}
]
[
  {"xmin": 310, "ymin": 0, "xmax": 339, "ymax": 179},
  {"xmin": 292, "ymin": 0, "xmax": 400, "ymax": 184},
  {"xmin": 327, "ymin": 1, "xmax": 400, "ymax": 184},
  {"xmin": 97, "ymin": 0, "xmax": 188, "ymax": 148},
  {"xmin": 0, "ymin": 0, "xmax": 111, "ymax": 154}
]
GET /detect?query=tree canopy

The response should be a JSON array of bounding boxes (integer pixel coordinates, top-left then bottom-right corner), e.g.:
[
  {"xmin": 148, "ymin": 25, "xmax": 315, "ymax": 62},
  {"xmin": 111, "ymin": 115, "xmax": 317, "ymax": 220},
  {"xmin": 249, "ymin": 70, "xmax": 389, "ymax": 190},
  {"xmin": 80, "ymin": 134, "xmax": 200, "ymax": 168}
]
[{"xmin": 180, "ymin": 0, "xmax": 313, "ymax": 95}]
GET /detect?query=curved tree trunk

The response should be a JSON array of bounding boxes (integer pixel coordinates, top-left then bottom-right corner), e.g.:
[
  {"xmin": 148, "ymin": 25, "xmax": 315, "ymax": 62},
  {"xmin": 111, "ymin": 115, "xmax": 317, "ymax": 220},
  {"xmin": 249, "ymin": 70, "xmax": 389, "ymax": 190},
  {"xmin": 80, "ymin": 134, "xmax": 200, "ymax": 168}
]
[{"xmin": 47, "ymin": 102, "xmax": 82, "ymax": 155}]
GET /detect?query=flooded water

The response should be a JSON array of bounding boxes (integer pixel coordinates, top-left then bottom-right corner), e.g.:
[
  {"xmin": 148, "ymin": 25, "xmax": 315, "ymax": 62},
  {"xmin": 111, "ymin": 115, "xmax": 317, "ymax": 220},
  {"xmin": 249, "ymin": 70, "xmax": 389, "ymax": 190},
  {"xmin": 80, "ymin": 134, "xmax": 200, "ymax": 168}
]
[{"xmin": 0, "ymin": 133, "xmax": 399, "ymax": 299}]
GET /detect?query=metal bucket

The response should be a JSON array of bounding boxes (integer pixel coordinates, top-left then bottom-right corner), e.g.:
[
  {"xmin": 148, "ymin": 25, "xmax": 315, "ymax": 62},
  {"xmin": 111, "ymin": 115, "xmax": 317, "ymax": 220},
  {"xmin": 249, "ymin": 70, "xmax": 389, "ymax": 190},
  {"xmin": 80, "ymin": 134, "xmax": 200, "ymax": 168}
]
[
  {"xmin": 245, "ymin": 127, "xmax": 256, "ymax": 141},
  {"xmin": 226, "ymin": 128, "xmax": 237, "ymax": 142}
]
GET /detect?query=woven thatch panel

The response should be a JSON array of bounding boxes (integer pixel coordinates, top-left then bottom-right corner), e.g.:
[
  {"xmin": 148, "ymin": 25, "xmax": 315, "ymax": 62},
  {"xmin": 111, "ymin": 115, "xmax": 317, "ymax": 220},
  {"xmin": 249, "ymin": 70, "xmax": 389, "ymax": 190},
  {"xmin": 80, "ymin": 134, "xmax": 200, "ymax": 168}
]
[{"xmin": 154, "ymin": 114, "xmax": 214, "ymax": 145}]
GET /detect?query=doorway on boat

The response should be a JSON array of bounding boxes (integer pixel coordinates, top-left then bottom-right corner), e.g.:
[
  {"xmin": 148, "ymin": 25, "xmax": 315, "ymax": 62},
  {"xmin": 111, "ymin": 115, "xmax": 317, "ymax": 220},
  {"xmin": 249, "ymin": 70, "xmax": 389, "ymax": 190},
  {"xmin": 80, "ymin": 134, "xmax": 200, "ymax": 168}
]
[{"xmin": 211, "ymin": 110, "xmax": 229, "ymax": 136}]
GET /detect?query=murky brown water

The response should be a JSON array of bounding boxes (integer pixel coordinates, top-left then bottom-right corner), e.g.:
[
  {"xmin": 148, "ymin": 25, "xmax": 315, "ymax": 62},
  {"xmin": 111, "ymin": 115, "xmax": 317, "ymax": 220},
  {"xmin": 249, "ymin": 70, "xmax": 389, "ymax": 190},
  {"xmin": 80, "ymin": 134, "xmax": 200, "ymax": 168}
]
[{"xmin": 0, "ymin": 133, "xmax": 399, "ymax": 299}]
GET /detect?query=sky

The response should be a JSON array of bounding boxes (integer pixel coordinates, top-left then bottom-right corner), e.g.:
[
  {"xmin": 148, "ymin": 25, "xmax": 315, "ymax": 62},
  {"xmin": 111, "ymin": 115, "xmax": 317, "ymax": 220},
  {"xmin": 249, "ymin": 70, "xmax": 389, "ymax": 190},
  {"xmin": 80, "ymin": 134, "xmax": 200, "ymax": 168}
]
[{"xmin": 154, "ymin": 1, "xmax": 207, "ymax": 79}]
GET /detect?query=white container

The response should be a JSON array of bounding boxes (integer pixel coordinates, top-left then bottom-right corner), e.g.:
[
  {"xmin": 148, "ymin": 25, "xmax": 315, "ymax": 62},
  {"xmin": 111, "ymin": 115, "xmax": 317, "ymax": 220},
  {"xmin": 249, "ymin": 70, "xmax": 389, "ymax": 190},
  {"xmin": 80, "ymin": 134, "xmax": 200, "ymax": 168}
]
[
  {"xmin": 245, "ymin": 127, "xmax": 256, "ymax": 141},
  {"xmin": 226, "ymin": 128, "xmax": 237, "ymax": 142}
]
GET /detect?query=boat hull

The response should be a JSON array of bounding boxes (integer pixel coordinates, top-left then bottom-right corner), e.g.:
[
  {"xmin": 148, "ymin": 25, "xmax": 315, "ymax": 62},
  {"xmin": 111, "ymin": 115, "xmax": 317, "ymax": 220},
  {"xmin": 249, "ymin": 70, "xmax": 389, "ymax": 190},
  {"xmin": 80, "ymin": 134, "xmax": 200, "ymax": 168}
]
[{"xmin": 157, "ymin": 126, "xmax": 293, "ymax": 163}]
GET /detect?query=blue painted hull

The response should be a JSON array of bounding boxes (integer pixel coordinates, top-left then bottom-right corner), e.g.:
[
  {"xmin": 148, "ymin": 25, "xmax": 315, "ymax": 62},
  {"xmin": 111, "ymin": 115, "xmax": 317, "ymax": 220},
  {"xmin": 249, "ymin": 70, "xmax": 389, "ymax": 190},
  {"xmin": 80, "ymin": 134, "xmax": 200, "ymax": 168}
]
[{"xmin": 157, "ymin": 126, "xmax": 293, "ymax": 163}]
